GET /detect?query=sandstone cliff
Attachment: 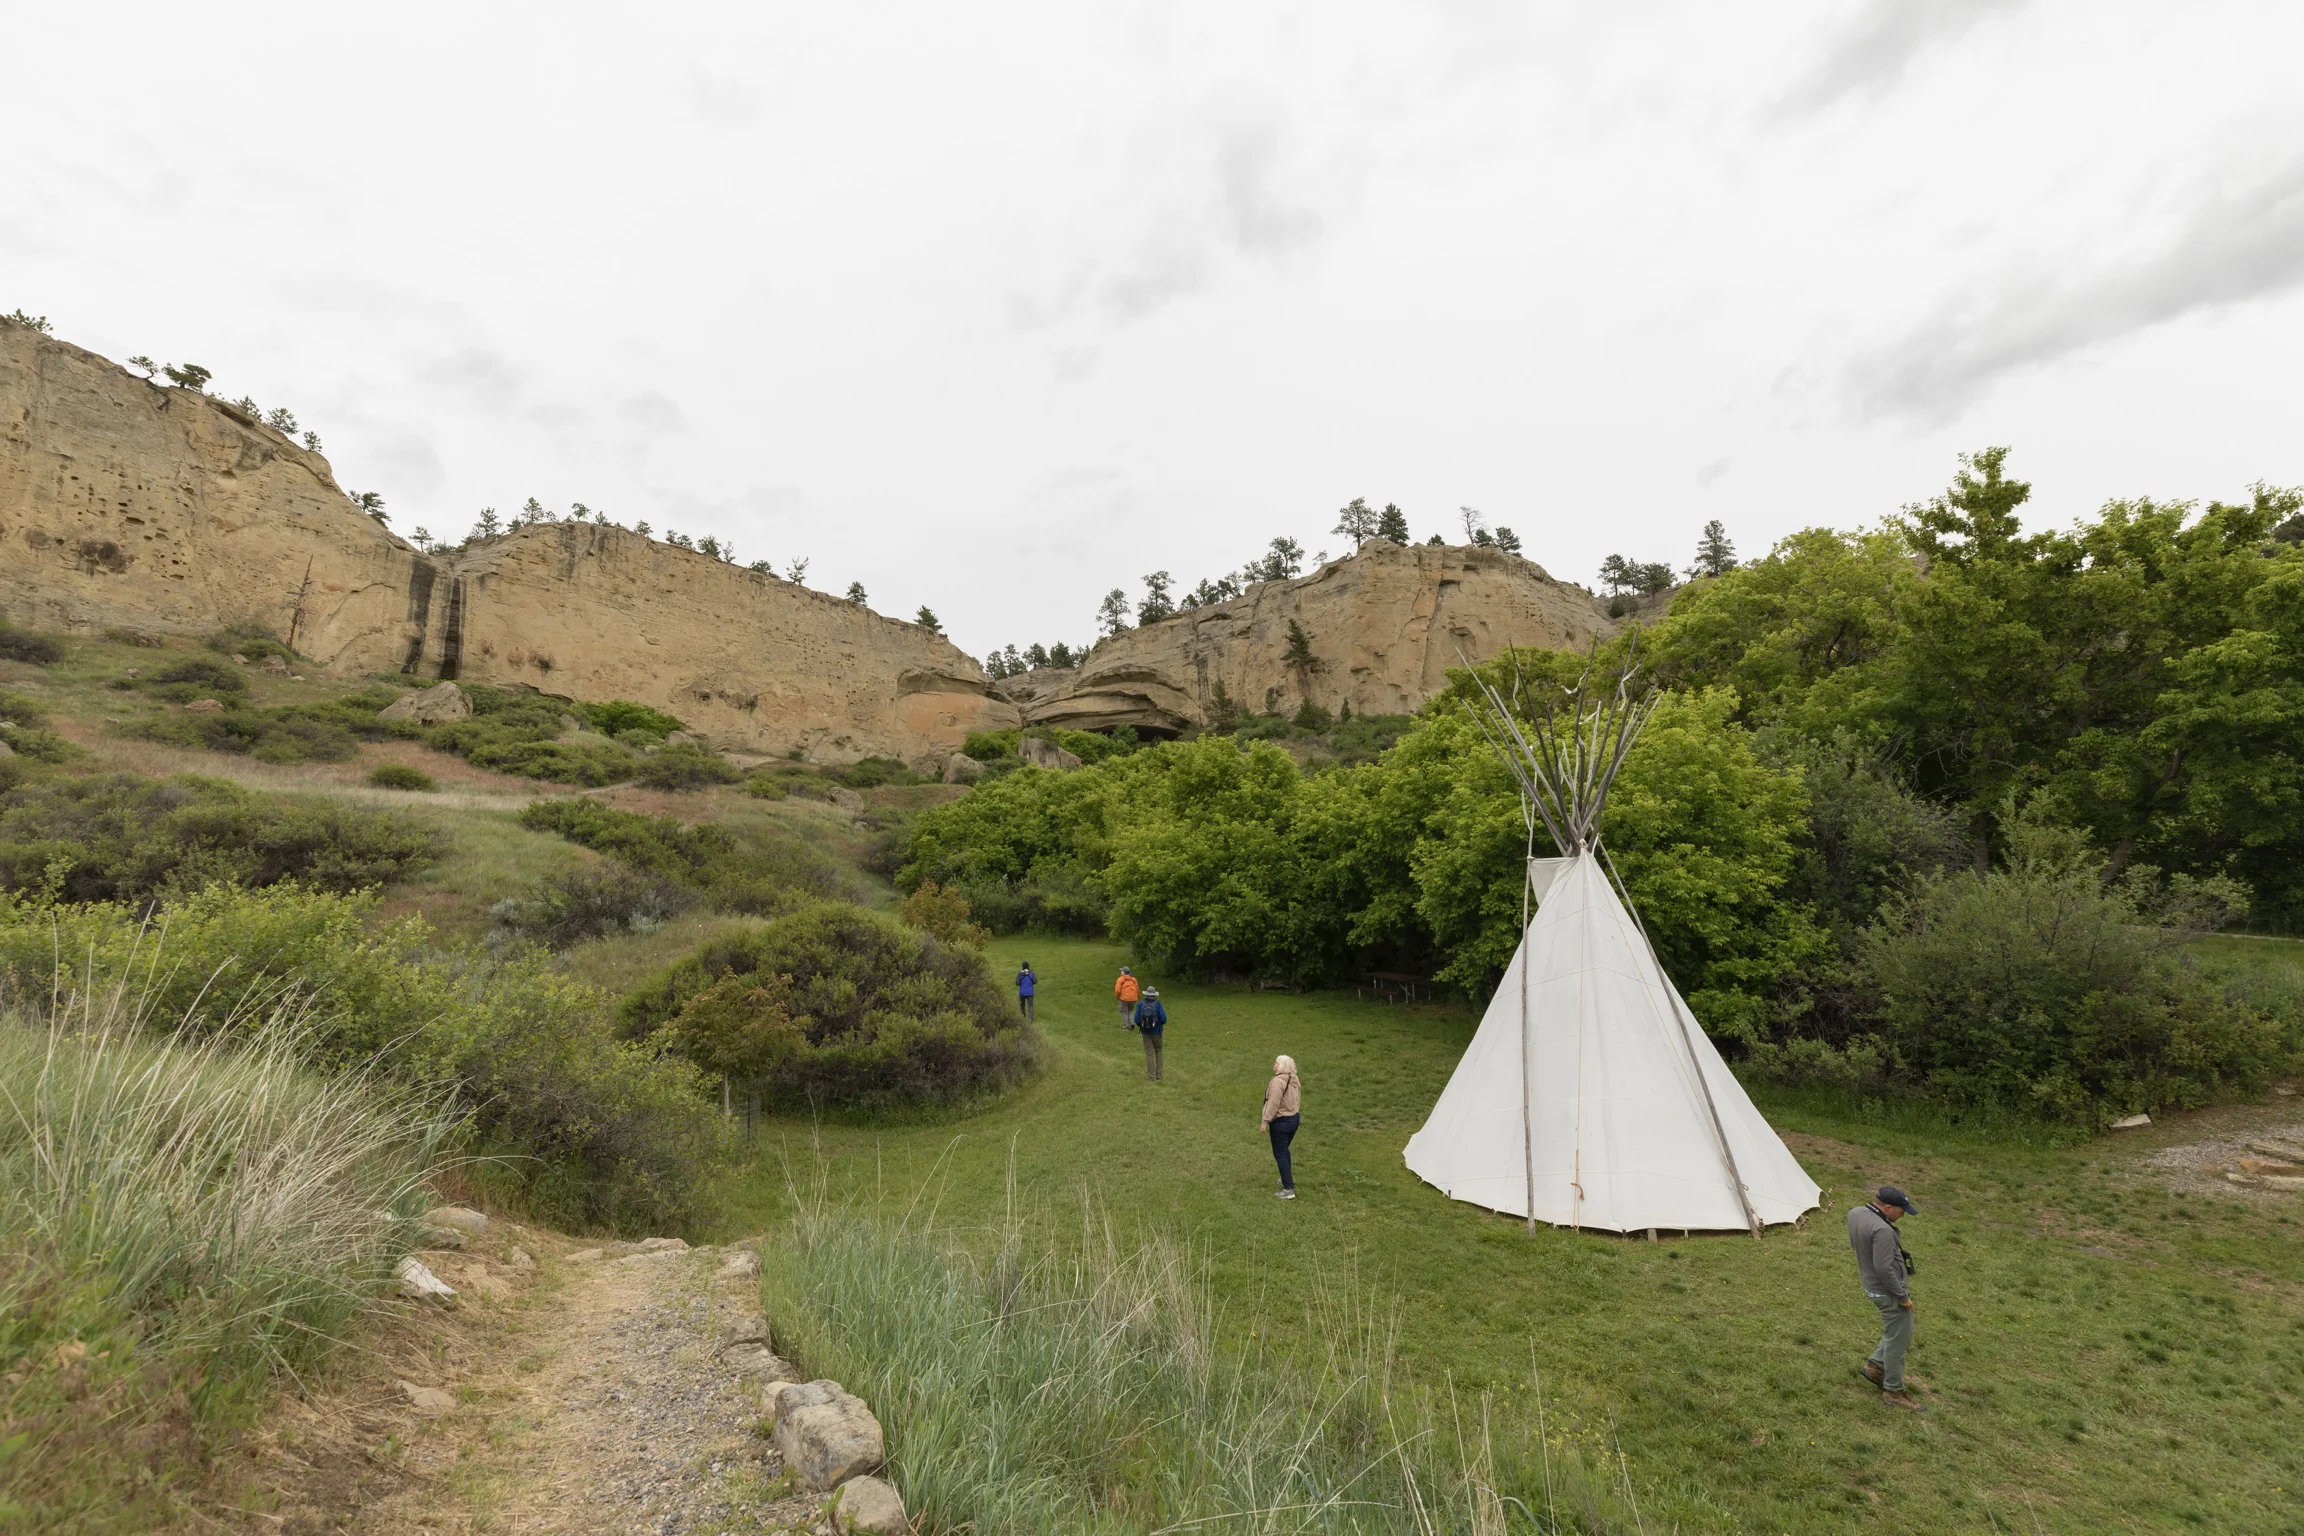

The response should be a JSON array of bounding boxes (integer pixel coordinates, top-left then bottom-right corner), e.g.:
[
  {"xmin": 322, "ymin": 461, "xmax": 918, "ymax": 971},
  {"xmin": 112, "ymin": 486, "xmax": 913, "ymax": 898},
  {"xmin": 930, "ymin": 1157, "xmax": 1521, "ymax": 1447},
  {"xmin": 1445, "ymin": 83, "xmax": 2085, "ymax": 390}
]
[
  {"xmin": 1009, "ymin": 541, "xmax": 1617, "ymax": 734},
  {"xmin": 0, "ymin": 326, "xmax": 1014, "ymax": 762}
]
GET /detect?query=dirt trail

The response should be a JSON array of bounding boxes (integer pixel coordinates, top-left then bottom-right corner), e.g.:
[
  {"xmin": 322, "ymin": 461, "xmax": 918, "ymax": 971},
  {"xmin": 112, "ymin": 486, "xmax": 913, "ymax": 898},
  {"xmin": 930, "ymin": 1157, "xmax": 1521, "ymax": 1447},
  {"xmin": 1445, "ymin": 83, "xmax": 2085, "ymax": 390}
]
[{"xmin": 251, "ymin": 1236, "xmax": 827, "ymax": 1536}]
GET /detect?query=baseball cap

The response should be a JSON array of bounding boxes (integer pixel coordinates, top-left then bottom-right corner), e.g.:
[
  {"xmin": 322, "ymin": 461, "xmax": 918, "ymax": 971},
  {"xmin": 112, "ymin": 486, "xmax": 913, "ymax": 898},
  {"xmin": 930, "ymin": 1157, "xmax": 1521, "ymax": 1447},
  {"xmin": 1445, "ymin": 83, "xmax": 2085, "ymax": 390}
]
[{"xmin": 1877, "ymin": 1186, "xmax": 1918, "ymax": 1213}]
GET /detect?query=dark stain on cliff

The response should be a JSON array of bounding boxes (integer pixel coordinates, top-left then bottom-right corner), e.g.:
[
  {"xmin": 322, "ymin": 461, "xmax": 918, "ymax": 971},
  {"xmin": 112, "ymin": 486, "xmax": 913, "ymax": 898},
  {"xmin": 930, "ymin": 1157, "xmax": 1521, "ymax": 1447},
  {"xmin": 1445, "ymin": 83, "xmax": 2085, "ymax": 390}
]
[
  {"xmin": 438, "ymin": 576, "xmax": 466, "ymax": 681},
  {"xmin": 401, "ymin": 558, "xmax": 439, "ymax": 674}
]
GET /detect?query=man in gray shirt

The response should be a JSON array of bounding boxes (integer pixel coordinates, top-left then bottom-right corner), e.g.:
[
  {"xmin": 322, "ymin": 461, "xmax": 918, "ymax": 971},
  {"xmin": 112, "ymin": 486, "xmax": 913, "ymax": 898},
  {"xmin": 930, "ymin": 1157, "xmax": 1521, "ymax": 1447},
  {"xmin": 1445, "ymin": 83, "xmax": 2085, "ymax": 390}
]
[{"xmin": 1848, "ymin": 1186, "xmax": 1922, "ymax": 1409}]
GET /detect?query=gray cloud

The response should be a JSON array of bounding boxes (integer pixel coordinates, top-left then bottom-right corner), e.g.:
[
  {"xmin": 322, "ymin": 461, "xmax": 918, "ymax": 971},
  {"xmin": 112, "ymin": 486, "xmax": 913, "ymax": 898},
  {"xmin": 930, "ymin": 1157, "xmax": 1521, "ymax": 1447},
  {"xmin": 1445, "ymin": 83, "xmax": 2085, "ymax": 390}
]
[
  {"xmin": 419, "ymin": 348, "xmax": 525, "ymax": 409},
  {"xmin": 1770, "ymin": 0, "xmax": 2025, "ymax": 119},
  {"xmin": 1849, "ymin": 152, "xmax": 2304, "ymax": 421},
  {"xmin": 618, "ymin": 390, "xmax": 690, "ymax": 433}
]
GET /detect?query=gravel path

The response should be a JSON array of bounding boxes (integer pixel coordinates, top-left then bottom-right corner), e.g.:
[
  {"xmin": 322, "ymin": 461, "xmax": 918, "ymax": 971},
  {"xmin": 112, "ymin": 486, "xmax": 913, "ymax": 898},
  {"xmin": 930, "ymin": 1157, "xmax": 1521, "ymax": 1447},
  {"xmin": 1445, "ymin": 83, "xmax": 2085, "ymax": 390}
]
[{"xmin": 355, "ymin": 1242, "xmax": 825, "ymax": 1536}]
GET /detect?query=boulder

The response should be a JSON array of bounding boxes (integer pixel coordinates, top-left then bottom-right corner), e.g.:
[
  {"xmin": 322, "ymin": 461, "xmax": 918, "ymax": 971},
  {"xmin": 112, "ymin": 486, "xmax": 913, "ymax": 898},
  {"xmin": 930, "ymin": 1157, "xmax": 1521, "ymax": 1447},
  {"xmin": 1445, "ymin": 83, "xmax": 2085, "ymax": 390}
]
[
  {"xmin": 827, "ymin": 785, "xmax": 865, "ymax": 812},
  {"xmin": 397, "ymin": 1380, "xmax": 456, "ymax": 1417},
  {"xmin": 638, "ymin": 1236, "xmax": 689, "ymax": 1254},
  {"xmin": 424, "ymin": 1205, "xmax": 489, "ymax": 1236},
  {"xmin": 0, "ymin": 740, "xmax": 12, "ymax": 758},
  {"xmin": 770, "ymin": 1381, "xmax": 885, "ymax": 1491},
  {"xmin": 261, "ymin": 654, "xmax": 292, "ymax": 675},
  {"xmin": 722, "ymin": 1314, "xmax": 769, "ymax": 1349},
  {"xmin": 506, "ymin": 1247, "xmax": 535, "ymax": 1270},
  {"xmin": 184, "ymin": 698, "xmax": 225, "ymax": 714},
  {"xmin": 2110, "ymin": 1113, "xmax": 2152, "ymax": 1130},
  {"xmin": 831, "ymin": 1475, "xmax": 909, "ymax": 1535},
  {"xmin": 725, "ymin": 1344, "xmax": 789, "ymax": 1376},
  {"xmin": 378, "ymin": 680, "xmax": 472, "ymax": 726},
  {"xmin": 717, "ymin": 1249, "xmax": 761, "ymax": 1281},
  {"xmin": 395, "ymin": 1256, "xmax": 457, "ymax": 1301},
  {"xmin": 941, "ymin": 753, "xmax": 985, "ymax": 784},
  {"xmin": 1018, "ymin": 736, "xmax": 1081, "ymax": 771}
]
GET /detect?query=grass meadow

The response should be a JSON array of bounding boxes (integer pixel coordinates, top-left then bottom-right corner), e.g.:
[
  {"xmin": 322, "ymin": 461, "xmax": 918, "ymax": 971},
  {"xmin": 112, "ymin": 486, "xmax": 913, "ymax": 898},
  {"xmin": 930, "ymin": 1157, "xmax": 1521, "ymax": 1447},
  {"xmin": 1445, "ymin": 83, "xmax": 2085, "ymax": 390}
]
[{"xmin": 732, "ymin": 934, "xmax": 2304, "ymax": 1535}]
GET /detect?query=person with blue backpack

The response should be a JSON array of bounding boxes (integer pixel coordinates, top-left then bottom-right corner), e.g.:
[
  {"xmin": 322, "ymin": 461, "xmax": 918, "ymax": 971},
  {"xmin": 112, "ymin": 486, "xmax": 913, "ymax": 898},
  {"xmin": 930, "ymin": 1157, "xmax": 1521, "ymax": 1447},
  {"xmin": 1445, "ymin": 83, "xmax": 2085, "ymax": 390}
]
[
  {"xmin": 1015, "ymin": 961, "xmax": 1036, "ymax": 1022},
  {"xmin": 1131, "ymin": 986, "xmax": 1166, "ymax": 1081}
]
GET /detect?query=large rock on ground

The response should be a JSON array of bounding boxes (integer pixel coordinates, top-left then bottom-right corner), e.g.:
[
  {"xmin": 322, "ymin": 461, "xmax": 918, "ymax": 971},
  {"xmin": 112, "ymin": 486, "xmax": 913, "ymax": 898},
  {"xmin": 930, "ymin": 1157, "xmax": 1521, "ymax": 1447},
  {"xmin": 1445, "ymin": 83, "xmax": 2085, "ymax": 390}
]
[
  {"xmin": 1018, "ymin": 736, "xmax": 1081, "ymax": 770},
  {"xmin": 770, "ymin": 1380, "xmax": 886, "ymax": 1491},
  {"xmin": 831, "ymin": 1475, "xmax": 908, "ymax": 1534},
  {"xmin": 381, "ymin": 681, "xmax": 472, "ymax": 725},
  {"xmin": 1005, "ymin": 539, "xmax": 1617, "ymax": 735}
]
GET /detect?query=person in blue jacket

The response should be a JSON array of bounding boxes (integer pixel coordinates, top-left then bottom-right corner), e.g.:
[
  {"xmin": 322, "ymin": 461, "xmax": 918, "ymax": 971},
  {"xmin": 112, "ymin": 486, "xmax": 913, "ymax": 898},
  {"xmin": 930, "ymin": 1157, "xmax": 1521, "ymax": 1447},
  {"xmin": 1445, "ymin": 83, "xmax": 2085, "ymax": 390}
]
[
  {"xmin": 1015, "ymin": 962, "xmax": 1036, "ymax": 1023},
  {"xmin": 1132, "ymin": 986, "xmax": 1167, "ymax": 1081}
]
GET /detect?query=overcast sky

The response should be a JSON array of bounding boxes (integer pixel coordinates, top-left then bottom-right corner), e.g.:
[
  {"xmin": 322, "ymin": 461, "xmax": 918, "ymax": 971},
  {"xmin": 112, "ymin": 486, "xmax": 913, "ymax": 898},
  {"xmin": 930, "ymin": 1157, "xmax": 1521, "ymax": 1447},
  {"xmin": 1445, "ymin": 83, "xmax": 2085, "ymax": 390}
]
[{"xmin": 9, "ymin": 2, "xmax": 2302, "ymax": 658}]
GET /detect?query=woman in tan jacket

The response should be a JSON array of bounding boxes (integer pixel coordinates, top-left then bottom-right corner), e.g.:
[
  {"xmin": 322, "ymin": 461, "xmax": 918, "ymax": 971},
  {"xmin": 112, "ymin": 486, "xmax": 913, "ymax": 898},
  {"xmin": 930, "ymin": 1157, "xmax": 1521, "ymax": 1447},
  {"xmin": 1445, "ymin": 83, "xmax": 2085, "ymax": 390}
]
[{"xmin": 1261, "ymin": 1055, "xmax": 1302, "ymax": 1199}]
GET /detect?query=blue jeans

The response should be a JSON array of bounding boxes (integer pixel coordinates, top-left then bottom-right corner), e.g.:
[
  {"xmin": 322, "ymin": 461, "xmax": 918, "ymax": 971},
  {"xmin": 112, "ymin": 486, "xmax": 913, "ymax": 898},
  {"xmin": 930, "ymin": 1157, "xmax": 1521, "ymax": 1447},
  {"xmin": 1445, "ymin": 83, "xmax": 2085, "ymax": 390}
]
[{"xmin": 1268, "ymin": 1113, "xmax": 1300, "ymax": 1191}]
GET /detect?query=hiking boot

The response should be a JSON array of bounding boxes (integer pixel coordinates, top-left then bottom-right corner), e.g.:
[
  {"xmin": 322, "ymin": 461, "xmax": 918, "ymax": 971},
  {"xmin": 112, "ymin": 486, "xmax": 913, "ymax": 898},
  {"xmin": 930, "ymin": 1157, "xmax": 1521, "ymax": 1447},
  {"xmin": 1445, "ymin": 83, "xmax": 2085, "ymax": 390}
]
[
  {"xmin": 1275, "ymin": 1189, "xmax": 1296, "ymax": 1200},
  {"xmin": 1880, "ymin": 1389, "xmax": 1925, "ymax": 1411},
  {"xmin": 1860, "ymin": 1361, "xmax": 1885, "ymax": 1387}
]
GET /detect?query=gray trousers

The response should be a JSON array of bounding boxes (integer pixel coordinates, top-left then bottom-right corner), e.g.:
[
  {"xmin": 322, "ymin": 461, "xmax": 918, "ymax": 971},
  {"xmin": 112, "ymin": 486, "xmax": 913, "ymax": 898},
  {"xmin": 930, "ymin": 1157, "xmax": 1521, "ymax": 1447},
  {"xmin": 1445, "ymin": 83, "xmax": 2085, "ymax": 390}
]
[
  {"xmin": 1866, "ymin": 1292, "xmax": 1913, "ymax": 1390},
  {"xmin": 1141, "ymin": 1032, "xmax": 1163, "ymax": 1081},
  {"xmin": 1119, "ymin": 998, "xmax": 1136, "ymax": 1027}
]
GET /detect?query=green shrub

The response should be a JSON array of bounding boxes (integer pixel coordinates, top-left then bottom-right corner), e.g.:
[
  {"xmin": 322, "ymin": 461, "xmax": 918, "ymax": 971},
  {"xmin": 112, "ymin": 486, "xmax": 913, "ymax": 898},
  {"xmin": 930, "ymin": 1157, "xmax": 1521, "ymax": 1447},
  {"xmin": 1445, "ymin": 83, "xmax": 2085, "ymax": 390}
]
[
  {"xmin": 367, "ymin": 763, "xmax": 437, "ymax": 791},
  {"xmin": 0, "ymin": 885, "xmax": 723, "ymax": 1234},
  {"xmin": 742, "ymin": 772, "xmax": 788, "ymax": 800},
  {"xmin": 0, "ymin": 622, "xmax": 65, "ymax": 664},
  {"xmin": 0, "ymin": 689, "xmax": 48, "ymax": 729},
  {"xmin": 947, "ymin": 866, "xmax": 1109, "ymax": 935},
  {"xmin": 618, "ymin": 903, "xmax": 1037, "ymax": 1111},
  {"xmin": 0, "ymin": 691, "xmax": 76, "ymax": 765},
  {"xmin": 203, "ymin": 622, "xmax": 295, "ymax": 663},
  {"xmin": 490, "ymin": 864, "xmax": 696, "ymax": 949},
  {"xmin": 129, "ymin": 685, "xmax": 427, "ymax": 764},
  {"xmin": 517, "ymin": 797, "xmax": 840, "ymax": 913},
  {"xmin": 581, "ymin": 699, "xmax": 685, "ymax": 738},
  {"xmin": 0, "ymin": 773, "xmax": 442, "ymax": 902},
  {"xmin": 824, "ymin": 755, "xmax": 924, "ymax": 789},
  {"xmin": 1853, "ymin": 807, "xmax": 2281, "ymax": 1119},
  {"xmin": 421, "ymin": 685, "xmax": 641, "ymax": 786},
  {"xmin": 961, "ymin": 728, "xmax": 1021, "ymax": 763},
  {"xmin": 632, "ymin": 741, "xmax": 743, "ymax": 791},
  {"xmin": 0, "ymin": 1002, "xmax": 452, "ymax": 1532},
  {"xmin": 144, "ymin": 656, "xmax": 248, "ymax": 701}
]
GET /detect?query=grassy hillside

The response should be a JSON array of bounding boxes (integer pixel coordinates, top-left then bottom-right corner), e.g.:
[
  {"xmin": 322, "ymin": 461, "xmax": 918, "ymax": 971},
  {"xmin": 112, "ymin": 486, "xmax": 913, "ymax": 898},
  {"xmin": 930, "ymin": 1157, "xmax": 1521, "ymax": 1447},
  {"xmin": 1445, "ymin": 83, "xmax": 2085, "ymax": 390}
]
[{"xmin": 730, "ymin": 934, "xmax": 2304, "ymax": 1534}]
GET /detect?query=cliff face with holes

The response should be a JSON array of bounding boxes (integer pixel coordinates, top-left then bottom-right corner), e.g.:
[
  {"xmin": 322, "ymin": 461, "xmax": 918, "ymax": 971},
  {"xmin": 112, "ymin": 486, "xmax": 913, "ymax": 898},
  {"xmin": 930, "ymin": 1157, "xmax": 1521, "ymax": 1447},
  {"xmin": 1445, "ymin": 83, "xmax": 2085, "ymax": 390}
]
[
  {"xmin": 1007, "ymin": 541, "xmax": 1618, "ymax": 734},
  {"xmin": 0, "ymin": 326, "xmax": 1015, "ymax": 762}
]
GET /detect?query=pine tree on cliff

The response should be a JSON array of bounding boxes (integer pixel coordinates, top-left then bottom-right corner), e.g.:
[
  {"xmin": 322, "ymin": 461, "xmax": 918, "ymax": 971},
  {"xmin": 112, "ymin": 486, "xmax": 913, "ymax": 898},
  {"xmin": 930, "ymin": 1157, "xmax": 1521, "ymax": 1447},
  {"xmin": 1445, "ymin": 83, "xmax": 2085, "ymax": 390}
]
[
  {"xmin": 1097, "ymin": 589, "xmax": 1132, "ymax": 637},
  {"xmin": 1283, "ymin": 619, "xmax": 1326, "ymax": 679},
  {"xmin": 1333, "ymin": 497, "xmax": 1379, "ymax": 546},
  {"xmin": 916, "ymin": 606, "xmax": 943, "ymax": 633},
  {"xmin": 1688, "ymin": 519, "xmax": 1736, "ymax": 578},
  {"xmin": 1377, "ymin": 503, "xmax": 1410, "ymax": 543}
]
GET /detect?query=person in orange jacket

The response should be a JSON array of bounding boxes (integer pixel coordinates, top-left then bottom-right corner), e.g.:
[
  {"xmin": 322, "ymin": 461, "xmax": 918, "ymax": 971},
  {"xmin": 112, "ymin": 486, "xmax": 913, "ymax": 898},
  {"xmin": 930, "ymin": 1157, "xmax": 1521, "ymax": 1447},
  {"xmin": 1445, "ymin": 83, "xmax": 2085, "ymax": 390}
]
[{"xmin": 1114, "ymin": 966, "xmax": 1140, "ymax": 1028}]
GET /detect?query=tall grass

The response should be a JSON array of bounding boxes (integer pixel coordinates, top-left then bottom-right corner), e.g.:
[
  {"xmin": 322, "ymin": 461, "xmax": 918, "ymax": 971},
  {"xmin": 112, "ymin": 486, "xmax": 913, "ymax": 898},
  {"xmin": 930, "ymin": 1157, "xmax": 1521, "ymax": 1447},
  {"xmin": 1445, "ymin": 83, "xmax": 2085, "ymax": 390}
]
[
  {"xmin": 762, "ymin": 1155, "xmax": 1642, "ymax": 1534},
  {"xmin": 0, "ymin": 985, "xmax": 456, "ymax": 1531}
]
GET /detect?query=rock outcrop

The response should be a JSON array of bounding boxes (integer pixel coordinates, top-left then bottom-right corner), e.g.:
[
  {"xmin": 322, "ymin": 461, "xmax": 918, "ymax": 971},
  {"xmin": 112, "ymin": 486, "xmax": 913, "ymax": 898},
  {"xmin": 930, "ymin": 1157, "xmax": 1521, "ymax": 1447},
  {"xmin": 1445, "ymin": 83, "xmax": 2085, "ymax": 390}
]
[
  {"xmin": 1007, "ymin": 540, "xmax": 1617, "ymax": 734},
  {"xmin": 0, "ymin": 326, "xmax": 1016, "ymax": 763}
]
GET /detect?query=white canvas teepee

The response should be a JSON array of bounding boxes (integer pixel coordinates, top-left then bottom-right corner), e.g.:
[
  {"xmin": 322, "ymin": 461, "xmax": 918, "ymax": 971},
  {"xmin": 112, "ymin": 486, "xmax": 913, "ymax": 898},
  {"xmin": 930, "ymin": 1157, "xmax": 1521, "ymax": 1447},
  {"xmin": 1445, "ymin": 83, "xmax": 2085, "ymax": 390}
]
[{"xmin": 1402, "ymin": 659, "xmax": 1820, "ymax": 1235}]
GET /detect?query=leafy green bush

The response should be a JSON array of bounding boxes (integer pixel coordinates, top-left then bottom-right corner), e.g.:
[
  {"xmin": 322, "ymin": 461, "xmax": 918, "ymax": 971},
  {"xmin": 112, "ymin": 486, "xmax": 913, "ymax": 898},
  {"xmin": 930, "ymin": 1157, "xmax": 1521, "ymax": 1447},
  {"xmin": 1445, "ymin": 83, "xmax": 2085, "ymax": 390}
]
[
  {"xmin": 490, "ymin": 864, "xmax": 696, "ymax": 948},
  {"xmin": 742, "ymin": 771, "xmax": 787, "ymax": 800},
  {"xmin": 130, "ymin": 685, "xmax": 427, "ymax": 765},
  {"xmin": 368, "ymin": 763, "xmax": 437, "ymax": 791},
  {"xmin": 823, "ymin": 755, "xmax": 925, "ymax": 789},
  {"xmin": 0, "ymin": 621, "xmax": 65, "ymax": 664},
  {"xmin": 517, "ymin": 797, "xmax": 840, "ymax": 914},
  {"xmin": 0, "ymin": 1003, "xmax": 452, "ymax": 1533},
  {"xmin": 617, "ymin": 902, "xmax": 1037, "ymax": 1111},
  {"xmin": 203, "ymin": 622, "xmax": 295, "ymax": 663},
  {"xmin": 947, "ymin": 867, "xmax": 1108, "ymax": 935},
  {"xmin": 0, "ymin": 774, "xmax": 442, "ymax": 902},
  {"xmin": 0, "ymin": 884, "xmax": 723, "ymax": 1234},
  {"xmin": 144, "ymin": 656, "xmax": 248, "ymax": 701},
  {"xmin": 1853, "ymin": 809, "xmax": 2281, "ymax": 1120},
  {"xmin": 581, "ymin": 699, "xmax": 685, "ymax": 738},
  {"xmin": 0, "ymin": 689, "xmax": 76, "ymax": 764},
  {"xmin": 631, "ymin": 741, "xmax": 743, "ymax": 791},
  {"xmin": 422, "ymin": 685, "xmax": 640, "ymax": 785}
]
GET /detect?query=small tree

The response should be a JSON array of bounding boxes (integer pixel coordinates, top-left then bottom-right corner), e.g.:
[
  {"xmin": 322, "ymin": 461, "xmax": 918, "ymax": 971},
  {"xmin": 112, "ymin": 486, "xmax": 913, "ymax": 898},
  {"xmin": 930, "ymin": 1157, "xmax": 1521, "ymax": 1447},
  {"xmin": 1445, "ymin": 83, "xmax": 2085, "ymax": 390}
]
[
  {"xmin": 749, "ymin": 559, "xmax": 775, "ymax": 575},
  {"xmin": 3, "ymin": 310, "xmax": 54, "ymax": 334},
  {"xmin": 162, "ymin": 363, "xmax": 212, "ymax": 392},
  {"xmin": 1458, "ymin": 505, "xmax": 1488, "ymax": 544},
  {"xmin": 1424, "ymin": 533, "xmax": 1444, "ymax": 546},
  {"xmin": 302, "ymin": 431, "xmax": 323, "ymax": 452},
  {"xmin": 635, "ymin": 520, "xmax": 653, "ymax": 537},
  {"xmin": 354, "ymin": 490, "xmax": 388, "ymax": 524},
  {"xmin": 917, "ymin": 606, "xmax": 944, "ymax": 633},
  {"xmin": 1282, "ymin": 619, "xmax": 1326, "ymax": 678},
  {"xmin": 522, "ymin": 496, "xmax": 551, "ymax": 524},
  {"xmin": 411, "ymin": 526, "xmax": 433, "ymax": 552},
  {"xmin": 1333, "ymin": 497, "xmax": 1379, "ymax": 546},
  {"xmin": 1376, "ymin": 502, "xmax": 1410, "ymax": 543},
  {"xmin": 1689, "ymin": 518, "xmax": 1736, "ymax": 578},
  {"xmin": 474, "ymin": 506, "xmax": 503, "ymax": 539},
  {"xmin": 1137, "ymin": 570, "xmax": 1175, "ymax": 623},
  {"xmin": 785, "ymin": 558, "xmax": 810, "ymax": 585},
  {"xmin": 231, "ymin": 394, "xmax": 262, "ymax": 418},
  {"xmin": 264, "ymin": 406, "xmax": 299, "ymax": 433},
  {"xmin": 1096, "ymin": 587, "xmax": 1132, "ymax": 637},
  {"xmin": 895, "ymin": 881, "xmax": 990, "ymax": 950},
  {"xmin": 846, "ymin": 582, "xmax": 868, "ymax": 604},
  {"xmin": 1024, "ymin": 642, "xmax": 1049, "ymax": 668},
  {"xmin": 1048, "ymin": 641, "xmax": 1077, "ymax": 669},
  {"xmin": 1494, "ymin": 525, "xmax": 1523, "ymax": 554},
  {"xmin": 126, "ymin": 355, "xmax": 160, "ymax": 379}
]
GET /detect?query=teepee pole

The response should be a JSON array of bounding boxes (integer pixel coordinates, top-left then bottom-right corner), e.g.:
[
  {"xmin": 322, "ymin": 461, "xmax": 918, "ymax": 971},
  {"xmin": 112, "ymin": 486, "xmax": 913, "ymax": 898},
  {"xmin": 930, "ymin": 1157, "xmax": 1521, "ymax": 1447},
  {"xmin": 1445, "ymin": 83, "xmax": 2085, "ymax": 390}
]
[
  {"xmin": 1520, "ymin": 855, "xmax": 1537, "ymax": 1237},
  {"xmin": 1598, "ymin": 840, "xmax": 1765, "ymax": 1239}
]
